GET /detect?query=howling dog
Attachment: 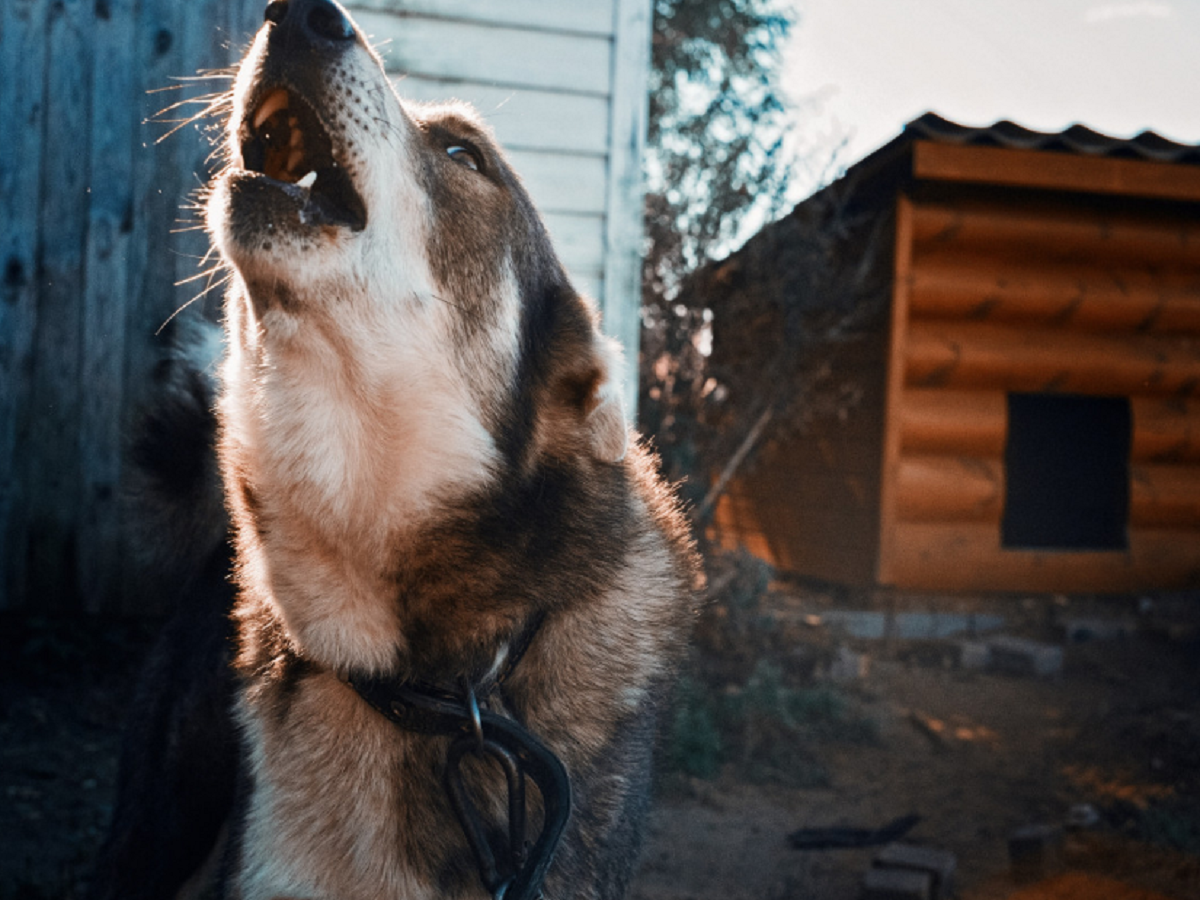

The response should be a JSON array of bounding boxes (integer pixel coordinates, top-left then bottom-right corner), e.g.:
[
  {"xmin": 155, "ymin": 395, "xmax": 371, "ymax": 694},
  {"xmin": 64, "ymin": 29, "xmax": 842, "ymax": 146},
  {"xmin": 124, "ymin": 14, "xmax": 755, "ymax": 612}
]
[{"xmin": 89, "ymin": 0, "xmax": 699, "ymax": 898}]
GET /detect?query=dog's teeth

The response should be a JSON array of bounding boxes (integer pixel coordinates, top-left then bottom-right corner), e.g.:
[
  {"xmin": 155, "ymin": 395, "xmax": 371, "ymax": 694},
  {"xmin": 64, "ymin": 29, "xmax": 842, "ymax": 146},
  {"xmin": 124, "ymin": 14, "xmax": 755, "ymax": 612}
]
[
  {"xmin": 253, "ymin": 89, "xmax": 289, "ymax": 129},
  {"xmin": 297, "ymin": 171, "xmax": 317, "ymax": 189},
  {"xmin": 287, "ymin": 149, "xmax": 303, "ymax": 173}
]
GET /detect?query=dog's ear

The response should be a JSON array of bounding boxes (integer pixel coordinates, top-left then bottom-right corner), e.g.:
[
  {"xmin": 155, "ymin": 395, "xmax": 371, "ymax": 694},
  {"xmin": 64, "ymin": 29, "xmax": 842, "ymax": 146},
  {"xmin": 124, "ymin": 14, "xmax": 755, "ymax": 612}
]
[
  {"xmin": 542, "ymin": 330, "xmax": 629, "ymax": 464},
  {"xmin": 583, "ymin": 335, "xmax": 628, "ymax": 463}
]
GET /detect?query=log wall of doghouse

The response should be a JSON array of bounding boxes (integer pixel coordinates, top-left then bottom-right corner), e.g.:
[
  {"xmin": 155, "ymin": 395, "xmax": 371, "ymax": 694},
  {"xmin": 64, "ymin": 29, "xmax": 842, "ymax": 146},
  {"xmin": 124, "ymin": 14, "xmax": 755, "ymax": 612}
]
[{"xmin": 878, "ymin": 160, "xmax": 1200, "ymax": 592}]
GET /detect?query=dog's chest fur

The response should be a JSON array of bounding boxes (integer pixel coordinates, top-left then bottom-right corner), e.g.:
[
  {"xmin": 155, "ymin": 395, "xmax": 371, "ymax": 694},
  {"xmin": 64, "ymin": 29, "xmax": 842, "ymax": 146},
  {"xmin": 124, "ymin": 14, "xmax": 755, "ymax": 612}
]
[{"xmin": 234, "ymin": 672, "xmax": 426, "ymax": 898}]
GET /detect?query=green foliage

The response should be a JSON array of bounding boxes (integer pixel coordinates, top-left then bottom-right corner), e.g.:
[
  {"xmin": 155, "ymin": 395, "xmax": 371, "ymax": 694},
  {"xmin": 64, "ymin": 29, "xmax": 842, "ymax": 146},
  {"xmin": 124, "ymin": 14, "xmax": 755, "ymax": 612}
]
[
  {"xmin": 645, "ymin": 0, "xmax": 797, "ymax": 286},
  {"xmin": 667, "ymin": 673, "xmax": 724, "ymax": 779},
  {"xmin": 665, "ymin": 659, "xmax": 879, "ymax": 787},
  {"xmin": 639, "ymin": 1, "xmax": 868, "ymax": 504},
  {"xmin": 723, "ymin": 660, "xmax": 877, "ymax": 785}
]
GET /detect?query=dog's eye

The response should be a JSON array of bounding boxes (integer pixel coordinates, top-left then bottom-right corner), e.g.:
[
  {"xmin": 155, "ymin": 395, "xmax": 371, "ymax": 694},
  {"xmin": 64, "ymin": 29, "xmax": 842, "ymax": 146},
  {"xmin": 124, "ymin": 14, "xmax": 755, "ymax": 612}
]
[{"xmin": 446, "ymin": 145, "xmax": 480, "ymax": 172}]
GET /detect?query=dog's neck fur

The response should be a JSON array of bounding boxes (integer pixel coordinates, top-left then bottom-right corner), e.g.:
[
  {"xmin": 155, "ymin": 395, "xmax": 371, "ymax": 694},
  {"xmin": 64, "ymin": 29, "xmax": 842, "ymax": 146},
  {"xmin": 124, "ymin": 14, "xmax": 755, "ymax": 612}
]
[{"xmin": 220, "ymin": 274, "xmax": 509, "ymax": 677}]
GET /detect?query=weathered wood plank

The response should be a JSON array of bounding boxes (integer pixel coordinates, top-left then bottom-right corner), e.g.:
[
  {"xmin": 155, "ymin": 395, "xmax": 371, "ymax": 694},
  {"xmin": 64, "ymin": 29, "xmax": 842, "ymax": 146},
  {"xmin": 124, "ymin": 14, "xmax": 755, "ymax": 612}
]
[
  {"xmin": 1131, "ymin": 463, "xmax": 1200, "ymax": 529},
  {"xmin": 171, "ymin": 0, "xmax": 231, "ymax": 317},
  {"xmin": 0, "ymin": 0, "xmax": 50, "ymax": 610},
  {"xmin": 130, "ymin": 0, "xmax": 205, "ymax": 385},
  {"xmin": 78, "ymin": 0, "xmax": 139, "ymax": 612},
  {"xmin": 1132, "ymin": 397, "xmax": 1200, "ymax": 464},
  {"xmin": 26, "ymin": 0, "xmax": 94, "ymax": 608},
  {"xmin": 895, "ymin": 454, "xmax": 1004, "ymax": 524},
  {"xmin": 886, "ymin": 521, "xmax": 1200, "ymax": 593},
  {"xmin": 602, "ymin": 0, "xmax": 653, "ymax": 413},
  {"xmin": 506, "ymin": 149, "xmax": 608, "ymax": 216},
  {"xmin": 346, "ymin": 0, "xmax": 616, "ymax": 36},
  {"xmin": 393, "ymin": 76, "xmax": 609, "ymax": 154},
  {"xmin": 359, "ymin": 11, "xmax": 612, "ymax": 95},
  {"xmin": 115, "ymin": 0, "xmax": 202, "ymax": 613},
  {"xmin": 877, "ymin": 196, "xmax": 916, "ymax": 587},
  {"xmin": 899, "ymin": 388, "xmax": 1007, "ymax": 457},
  {"xmin": 909, "ymin": 256, "xmax": 1200, "ymax": 334}
]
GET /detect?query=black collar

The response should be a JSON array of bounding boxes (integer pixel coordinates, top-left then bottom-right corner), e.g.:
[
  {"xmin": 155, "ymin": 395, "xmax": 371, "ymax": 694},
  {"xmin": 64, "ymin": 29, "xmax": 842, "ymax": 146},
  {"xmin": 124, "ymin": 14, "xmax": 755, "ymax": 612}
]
[
  {"xmin": 340, "ymin": 611, "xmax": 570, "ymax": 900},
  {"xmin": 342, "ymin": 610, "xmax": 546, "ymax": 736}
]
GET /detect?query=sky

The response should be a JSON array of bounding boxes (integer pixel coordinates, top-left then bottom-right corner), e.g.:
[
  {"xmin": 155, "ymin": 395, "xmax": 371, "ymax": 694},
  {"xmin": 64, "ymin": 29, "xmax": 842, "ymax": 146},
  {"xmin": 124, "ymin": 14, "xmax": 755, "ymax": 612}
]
[{"xmin": 781, "ymin": 0, "xmax": 1200, "ymax": 198}]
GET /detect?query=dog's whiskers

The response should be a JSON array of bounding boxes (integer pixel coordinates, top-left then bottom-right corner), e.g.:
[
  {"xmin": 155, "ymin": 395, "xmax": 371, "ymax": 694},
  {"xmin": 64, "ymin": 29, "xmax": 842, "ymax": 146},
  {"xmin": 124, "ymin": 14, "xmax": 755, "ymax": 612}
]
[
  {"xmin": 157, "ymin": 268, "xmax": 232, "ymax": 335},
  {"xmin": 367, "ymin": 36, "xmax": 393, "ymax": 57},
  {"xmin": 149, "ymin": 67, "xmax": 236, "ymax": 90},
  {"xmin": 152, "ymin": 91, "xmax": 230, "ymax": 116},
  {"xmin": 151, "ymin": 88, "xmax": 234, "ymax": 145}
]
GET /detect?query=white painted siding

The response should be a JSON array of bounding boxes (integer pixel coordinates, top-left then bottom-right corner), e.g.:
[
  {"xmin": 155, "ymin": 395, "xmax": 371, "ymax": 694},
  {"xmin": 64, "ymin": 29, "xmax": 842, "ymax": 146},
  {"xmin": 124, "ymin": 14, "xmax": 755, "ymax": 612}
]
[
  {"xmin": 348, "ymin": 0, "xmax": 616, "ymax": 35},
  {"xmin": 396, "ymin": 78, "xmax": 610, "ymax": 154},
  {"xmin": 345, "ymin": 0, "xmax": 649, "ymax": 412}
]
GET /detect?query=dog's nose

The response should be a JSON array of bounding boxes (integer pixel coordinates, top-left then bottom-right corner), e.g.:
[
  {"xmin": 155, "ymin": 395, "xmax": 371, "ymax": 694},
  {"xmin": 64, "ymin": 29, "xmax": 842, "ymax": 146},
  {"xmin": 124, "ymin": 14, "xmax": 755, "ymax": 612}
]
[{"xmin": 264, "ymin": 0, "xmax": 355, "ymax": 43}]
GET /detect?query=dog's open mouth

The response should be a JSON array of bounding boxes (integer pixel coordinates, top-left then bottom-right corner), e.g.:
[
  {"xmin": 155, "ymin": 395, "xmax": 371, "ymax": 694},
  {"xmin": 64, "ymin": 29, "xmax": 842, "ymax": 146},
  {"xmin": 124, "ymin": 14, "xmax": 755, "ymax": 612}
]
[{"xmin": 239, "ymin": 87, "xmax": 367, "ymax": 231}]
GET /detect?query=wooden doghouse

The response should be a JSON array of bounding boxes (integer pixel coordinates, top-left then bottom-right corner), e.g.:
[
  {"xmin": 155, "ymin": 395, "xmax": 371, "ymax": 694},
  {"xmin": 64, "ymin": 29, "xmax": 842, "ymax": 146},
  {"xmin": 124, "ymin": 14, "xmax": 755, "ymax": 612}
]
[{"xmin": 707, "ymin": 114, "xmax": 1200, "ymax": 594}]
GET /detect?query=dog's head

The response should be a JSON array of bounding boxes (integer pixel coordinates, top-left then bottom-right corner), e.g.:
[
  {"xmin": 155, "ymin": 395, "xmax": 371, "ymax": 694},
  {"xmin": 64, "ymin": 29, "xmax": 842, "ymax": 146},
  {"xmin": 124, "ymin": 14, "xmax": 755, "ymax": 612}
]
[{"xmin": 207, "ymin": 0, "xmax": 627, "ymax": 478}]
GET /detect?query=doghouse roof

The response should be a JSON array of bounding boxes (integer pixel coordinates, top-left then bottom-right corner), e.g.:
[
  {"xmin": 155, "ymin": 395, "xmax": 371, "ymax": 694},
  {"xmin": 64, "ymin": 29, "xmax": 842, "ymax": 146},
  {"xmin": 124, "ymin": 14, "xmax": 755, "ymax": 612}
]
[
  {"xmin": 840, "ymin": 111, "xmax": 1200, "ymax": 206},
  {"xmin": 898, "ymin": 111, "xmax": 1200, "ymax": 165}
]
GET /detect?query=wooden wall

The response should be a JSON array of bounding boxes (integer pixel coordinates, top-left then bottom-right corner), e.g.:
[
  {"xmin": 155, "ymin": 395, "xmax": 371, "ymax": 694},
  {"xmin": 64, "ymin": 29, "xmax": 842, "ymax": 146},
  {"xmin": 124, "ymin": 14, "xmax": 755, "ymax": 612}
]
[
  {"xmin": 879, "ymin": 185, "xmax": 1200, "ymax": 592},
  {"xmin": 348, "ymin": 0, "xmax": 651, "ymax": 411},
  {"xmin": 1, "ymin": 0, "xmax": 260, "ymax": 613},
  {"xmin": 0, "ymin": 0, "xmax": 651, "ymax": 612}
]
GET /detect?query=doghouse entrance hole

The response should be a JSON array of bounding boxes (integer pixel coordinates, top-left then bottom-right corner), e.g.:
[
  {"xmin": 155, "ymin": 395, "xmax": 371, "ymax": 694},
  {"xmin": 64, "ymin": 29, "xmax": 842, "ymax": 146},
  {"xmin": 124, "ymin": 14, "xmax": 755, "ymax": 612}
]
[{"xmin": 1002, "ymin": 393, "xmax": 1131, "ymax": 551}]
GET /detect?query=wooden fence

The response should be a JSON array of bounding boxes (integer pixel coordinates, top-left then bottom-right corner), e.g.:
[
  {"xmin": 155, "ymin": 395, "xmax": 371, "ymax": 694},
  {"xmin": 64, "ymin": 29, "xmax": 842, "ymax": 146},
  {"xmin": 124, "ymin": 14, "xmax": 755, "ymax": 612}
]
[{"xmin": 1, "ymin": 0, "xmax": 260, "ymax": 613}]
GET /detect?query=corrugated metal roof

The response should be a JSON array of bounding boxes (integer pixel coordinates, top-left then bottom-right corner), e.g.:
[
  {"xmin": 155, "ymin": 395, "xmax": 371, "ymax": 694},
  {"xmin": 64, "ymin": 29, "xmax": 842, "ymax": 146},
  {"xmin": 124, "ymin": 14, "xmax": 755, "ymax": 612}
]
[{"xmin": 903, "ymin": 111, "xmax": 1200, "ymax": 166}]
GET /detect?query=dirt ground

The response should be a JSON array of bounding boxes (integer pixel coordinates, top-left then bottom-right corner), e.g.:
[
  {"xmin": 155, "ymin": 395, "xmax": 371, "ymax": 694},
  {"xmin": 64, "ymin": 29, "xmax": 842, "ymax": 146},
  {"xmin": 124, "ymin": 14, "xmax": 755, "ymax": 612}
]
[{"xmin": 3, "ymin": 573, "xmax": 1200, "ymax": 900}]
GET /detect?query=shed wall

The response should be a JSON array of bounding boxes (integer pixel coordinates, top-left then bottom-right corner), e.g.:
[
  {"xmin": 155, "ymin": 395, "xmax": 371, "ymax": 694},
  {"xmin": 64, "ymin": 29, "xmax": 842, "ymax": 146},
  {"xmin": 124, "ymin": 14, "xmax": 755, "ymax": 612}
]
[
  {"xmin": 879, "ymin": 190, "xmax": 1200, "ymax": 592},
  {"xmin": 713, "ymin": 333, "xmax": 888, "ymax": 585}
]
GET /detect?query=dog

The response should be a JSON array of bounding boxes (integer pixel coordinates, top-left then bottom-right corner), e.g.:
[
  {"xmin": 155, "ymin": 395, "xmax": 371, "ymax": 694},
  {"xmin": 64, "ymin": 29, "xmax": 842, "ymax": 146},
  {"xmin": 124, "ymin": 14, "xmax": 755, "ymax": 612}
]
[{"xmin": 88, "ymin": 0, "xmax": 699, "ymax": 898}]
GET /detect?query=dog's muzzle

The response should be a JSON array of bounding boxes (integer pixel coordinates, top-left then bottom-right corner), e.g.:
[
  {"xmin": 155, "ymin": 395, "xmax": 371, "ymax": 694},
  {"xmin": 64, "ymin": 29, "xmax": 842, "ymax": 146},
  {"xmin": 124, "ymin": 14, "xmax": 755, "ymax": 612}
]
[{"xmin": 233, "ymin": 0, "xmax": 368, "ymax": 230}]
